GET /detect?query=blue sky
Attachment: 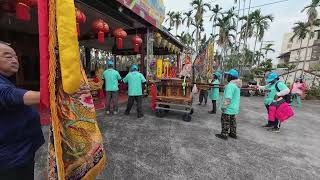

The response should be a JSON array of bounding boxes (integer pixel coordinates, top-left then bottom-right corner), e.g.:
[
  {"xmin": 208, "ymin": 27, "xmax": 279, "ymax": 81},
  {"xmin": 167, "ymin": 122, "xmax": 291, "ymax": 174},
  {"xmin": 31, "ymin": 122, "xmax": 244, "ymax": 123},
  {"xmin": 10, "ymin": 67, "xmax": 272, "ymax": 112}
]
[{"xmin": 163, "ymin": 0, "xmax": 310, "ymax": 64}]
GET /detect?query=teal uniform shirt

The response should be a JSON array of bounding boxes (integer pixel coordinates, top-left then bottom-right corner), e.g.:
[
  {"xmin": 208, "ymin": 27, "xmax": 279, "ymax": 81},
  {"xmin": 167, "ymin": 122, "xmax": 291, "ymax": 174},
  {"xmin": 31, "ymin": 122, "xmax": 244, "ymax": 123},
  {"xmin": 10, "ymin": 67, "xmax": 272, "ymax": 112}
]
[
  {"xmin": 263, "ymin": 81, "xmax": 288, "ymax": 105},
  {"xmin": 102, "ymin": 69, "xmax": 122, "ymax": 91},
  {"xmin": 220, "ymin": 81, "xmax": 241, "ymax": 115},
  {"xmin": 123, "ymin": 71, "xmax": 146, "ymax": 96},
  {"xmin": 209, "ymin": 79, "xmax": 220, "ymax": 100}
]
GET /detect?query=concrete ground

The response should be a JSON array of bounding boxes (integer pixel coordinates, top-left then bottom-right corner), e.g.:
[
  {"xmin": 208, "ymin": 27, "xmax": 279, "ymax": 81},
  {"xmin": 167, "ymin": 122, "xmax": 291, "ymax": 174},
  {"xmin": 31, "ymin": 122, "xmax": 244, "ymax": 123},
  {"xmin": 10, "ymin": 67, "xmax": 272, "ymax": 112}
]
[{"xmin": 35, "ymin": 96, "xmax": 320, "ymax": 180}]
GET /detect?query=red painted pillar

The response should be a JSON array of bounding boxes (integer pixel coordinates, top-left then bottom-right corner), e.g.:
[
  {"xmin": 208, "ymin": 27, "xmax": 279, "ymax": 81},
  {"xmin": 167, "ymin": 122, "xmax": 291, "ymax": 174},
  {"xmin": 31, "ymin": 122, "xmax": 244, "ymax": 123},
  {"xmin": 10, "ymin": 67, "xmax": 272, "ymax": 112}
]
[{"xmin": 140, "ymin": 33, "xmax": 145, "ymax": 74}]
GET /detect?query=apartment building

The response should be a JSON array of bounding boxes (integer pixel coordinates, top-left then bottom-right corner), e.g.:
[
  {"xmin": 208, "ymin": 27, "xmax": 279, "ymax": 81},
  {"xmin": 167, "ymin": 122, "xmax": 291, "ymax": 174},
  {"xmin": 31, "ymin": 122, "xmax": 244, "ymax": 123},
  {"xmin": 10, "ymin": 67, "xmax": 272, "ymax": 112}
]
[{"xmin": 278, "ymin": 30, "xmax": 320, "ymax": 86}]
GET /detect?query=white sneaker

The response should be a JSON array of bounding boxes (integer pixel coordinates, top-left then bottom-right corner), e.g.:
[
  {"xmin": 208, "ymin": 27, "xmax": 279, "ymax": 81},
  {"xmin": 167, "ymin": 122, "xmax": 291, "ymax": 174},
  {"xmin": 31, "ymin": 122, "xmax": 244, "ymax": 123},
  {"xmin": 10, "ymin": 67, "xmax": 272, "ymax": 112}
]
[
  {"xmin": 106, "ymin": 111, "xmax": 110, "ymax": 115},
  {"xmin": 114, "ymin": 111, "xmax": 118, "ymax": 115}
]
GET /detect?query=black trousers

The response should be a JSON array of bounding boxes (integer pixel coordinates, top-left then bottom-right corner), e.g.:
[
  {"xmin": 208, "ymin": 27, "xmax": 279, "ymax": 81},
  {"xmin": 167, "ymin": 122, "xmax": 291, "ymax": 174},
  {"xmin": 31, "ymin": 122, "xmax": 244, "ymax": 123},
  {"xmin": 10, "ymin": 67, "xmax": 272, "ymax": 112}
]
[
  {"xmin": 0, "ymin": 161, "xmax": 34, "ymax": 180},
  {"xmin": 199, "ymin": 90, "xmax": 208, "ymax": 104},
  {"xmin": 265, "ymin": 105, "xmax": 281, "ymax": 128},
  {"xmin": 211, "ymin": 100, "xmax": 217, "ymax": 113},
  {"xmin": 125, "ymin": 96, "xmax": 143, "ymax": 115},
  {"xmin": 106, "ymin": 91, "xmax": 119, "ymax": 112}
]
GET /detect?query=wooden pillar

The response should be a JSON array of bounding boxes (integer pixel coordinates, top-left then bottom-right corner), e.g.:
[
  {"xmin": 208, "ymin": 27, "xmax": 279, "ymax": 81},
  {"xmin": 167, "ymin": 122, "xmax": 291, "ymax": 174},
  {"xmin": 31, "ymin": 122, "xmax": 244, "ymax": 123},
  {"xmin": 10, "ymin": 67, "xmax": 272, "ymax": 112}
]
[{"xmin": 112, "ymin": 37, "xmax": 117, "ymax": 70}]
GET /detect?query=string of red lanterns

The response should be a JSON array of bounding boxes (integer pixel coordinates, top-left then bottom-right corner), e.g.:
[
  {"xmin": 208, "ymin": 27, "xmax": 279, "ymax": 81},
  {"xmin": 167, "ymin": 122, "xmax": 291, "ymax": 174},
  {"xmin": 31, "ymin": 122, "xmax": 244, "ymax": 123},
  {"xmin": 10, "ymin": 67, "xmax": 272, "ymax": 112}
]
[{"xmin": 1, "ymin": 1, "xmax": 145, "ymax": 53}]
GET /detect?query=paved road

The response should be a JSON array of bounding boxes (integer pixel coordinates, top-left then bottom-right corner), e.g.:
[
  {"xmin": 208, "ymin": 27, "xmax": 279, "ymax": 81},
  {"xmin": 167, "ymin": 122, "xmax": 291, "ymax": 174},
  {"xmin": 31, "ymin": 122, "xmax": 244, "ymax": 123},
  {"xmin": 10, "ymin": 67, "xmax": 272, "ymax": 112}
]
[{"xmin": 35, "ymin": 96, "xmax": 320, "ymax": 180}]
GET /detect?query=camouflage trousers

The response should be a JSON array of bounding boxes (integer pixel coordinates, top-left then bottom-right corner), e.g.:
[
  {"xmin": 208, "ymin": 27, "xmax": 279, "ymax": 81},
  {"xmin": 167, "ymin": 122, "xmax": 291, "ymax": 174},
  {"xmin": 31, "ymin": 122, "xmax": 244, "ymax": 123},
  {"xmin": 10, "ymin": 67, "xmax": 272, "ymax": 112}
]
[{"xmin": 221, "ymin": 113, "xmax": 237, "ymax": 136}]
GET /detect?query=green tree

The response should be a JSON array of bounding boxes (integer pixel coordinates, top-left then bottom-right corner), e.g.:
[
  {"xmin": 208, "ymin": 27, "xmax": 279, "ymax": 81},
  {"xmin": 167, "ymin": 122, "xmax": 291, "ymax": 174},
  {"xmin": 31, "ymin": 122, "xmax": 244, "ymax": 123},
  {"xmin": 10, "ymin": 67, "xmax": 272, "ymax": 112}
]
[
  {"xmin": 177, "ymin": 32, "xmax": 194, "ymax": 51},
  {"xmin": 183, "ymin": 10, "xmax": 194, "ymax": 33},
  {"xmin": 290, "ymin": 21, "xmax": 310, "ymax": 80},
  {"xmin": 173, "ymin": 12, "xmax": 183, "ymax": 36},
  {"xmin": 277, "ymin": 63, "xmax": 296, "ymax": 71},
  {"xmin": 165, "ymin": 11, "xmax": 175, "ymax": 32},
  {"xmin": 250, "ymin": 10, "xmax": 274, "ymax": 67},
  {"xmin": 214, "ymin": 12, "xmax": 237, "ymax": 72},
  {"xmin": 191, "ymin": 0, "xmax": 211, "ymax": 53},
  {"xmin": 302, "ymin": 0, "xmax": 320, "ymax": 24},
  {"xmin": 254, "ymin": 50, "xmax": 265, "ymax": 66},
  {"xmin": 209, "ymin": 4, "xmax": 223, "ymax": 40},
  {"xmin": 262, "ymin": 43, "xmax": 275, "ymax": 59},
  {"xmin": 240, "ymin": 13, "xmax": 254, "ymax": 44}
]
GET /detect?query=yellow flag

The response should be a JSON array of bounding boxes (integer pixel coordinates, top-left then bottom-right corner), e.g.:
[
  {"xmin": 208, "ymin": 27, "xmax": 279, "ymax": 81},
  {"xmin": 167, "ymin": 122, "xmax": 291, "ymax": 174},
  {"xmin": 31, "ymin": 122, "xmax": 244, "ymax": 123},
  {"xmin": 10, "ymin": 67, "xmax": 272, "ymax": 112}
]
[
  {"xmin": 156, "ymin": 59, "xmax": 163, "ymax": 79},
  {"xmin": 163, "ymin": 60, "xmax": 169, "ymax": 78},
  {"xmin": 56, "ymin": 0, "xmax": 81, "ymax": 94}
]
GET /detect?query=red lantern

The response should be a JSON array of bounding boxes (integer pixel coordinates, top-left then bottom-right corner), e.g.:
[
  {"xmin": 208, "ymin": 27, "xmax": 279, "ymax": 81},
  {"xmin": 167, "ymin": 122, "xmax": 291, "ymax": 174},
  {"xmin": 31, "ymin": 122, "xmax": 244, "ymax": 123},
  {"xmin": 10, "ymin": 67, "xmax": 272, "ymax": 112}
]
[
  {"xmin": 92, "ymin": 19, "xmax": 109, "ymax": 44},
  {"xmin": 113, "ymin": 28, "xmax": 127, "ymax": 49},
  {"xmin": 75, "ymin": 8, "xmax": 86, "ymax": 36},
  {"xmin": 16, "ymin": 0, "xmax": 37, "ymax": 21},
  {"xmin": 131, "ymin": 35, "xmax": 143, "ymax": 53}
]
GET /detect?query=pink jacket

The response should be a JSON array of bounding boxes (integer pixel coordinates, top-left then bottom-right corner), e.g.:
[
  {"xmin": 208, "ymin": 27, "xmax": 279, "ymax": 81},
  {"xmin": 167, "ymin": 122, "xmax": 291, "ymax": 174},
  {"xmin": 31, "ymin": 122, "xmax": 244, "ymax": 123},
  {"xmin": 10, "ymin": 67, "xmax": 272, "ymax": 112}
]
[
  {"xmin": 291, "ymin": 82, "xmax": 305, "ymax": 95},
  {"xmin": 268, "ymin": 102, "xmax": 294, "ymax": 123}
]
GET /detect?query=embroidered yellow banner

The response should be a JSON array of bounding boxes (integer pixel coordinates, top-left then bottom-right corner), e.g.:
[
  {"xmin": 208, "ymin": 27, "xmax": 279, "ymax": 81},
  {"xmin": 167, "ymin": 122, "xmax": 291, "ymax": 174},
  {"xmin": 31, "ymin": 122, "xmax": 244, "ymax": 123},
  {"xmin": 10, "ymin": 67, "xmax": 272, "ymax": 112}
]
[
  {"xmin": 56, "ymin": 0, "xmax": 81, "ymax": 94},
  {"xmin": 156, "ymin": 58, "xmax": 163, "ymax": 79}
]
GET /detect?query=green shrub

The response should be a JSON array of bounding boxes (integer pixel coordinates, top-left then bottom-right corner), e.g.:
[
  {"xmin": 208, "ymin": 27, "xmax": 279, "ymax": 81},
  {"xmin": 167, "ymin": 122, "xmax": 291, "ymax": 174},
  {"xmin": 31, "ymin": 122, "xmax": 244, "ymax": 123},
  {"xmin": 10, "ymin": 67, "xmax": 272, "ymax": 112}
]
[{"xmin": 306, "ymin": 85, "xmax": 320, "ymax": 100}]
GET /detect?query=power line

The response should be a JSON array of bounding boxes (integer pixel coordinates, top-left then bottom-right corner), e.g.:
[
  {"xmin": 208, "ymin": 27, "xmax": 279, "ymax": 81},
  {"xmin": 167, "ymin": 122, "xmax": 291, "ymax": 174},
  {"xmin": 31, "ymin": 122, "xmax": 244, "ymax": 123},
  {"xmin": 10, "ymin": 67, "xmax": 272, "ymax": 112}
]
[
  {"xmin": 238, "ymin": 0, "xmax": 289, "ymax": 11},
  {"xmin": 203, "ymin": 0, "xmax": 290, "ymax": 18}
]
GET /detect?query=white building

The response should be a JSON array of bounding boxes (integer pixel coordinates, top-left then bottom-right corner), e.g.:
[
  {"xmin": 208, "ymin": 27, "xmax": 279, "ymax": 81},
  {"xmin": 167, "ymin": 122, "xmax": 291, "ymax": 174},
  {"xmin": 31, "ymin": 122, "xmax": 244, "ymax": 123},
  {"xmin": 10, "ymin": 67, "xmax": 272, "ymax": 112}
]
[{"xmin": 278, "ymin": 30, "xmax": 320, "ymax": 87}]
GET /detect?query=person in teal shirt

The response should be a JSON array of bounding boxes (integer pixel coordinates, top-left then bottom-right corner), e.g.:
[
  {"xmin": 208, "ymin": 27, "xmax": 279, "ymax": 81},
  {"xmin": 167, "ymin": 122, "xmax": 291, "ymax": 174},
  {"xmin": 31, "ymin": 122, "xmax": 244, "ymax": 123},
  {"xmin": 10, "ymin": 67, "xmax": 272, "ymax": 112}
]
[
  {"xmin": 102, "ymin": 60, "xmax": 121, "ymax": 115},
  {"xmin": 257, "ymin": 72, "xmax": 290, "ymax": 132},
  {"xmin": 123, "ymin": 64, "xmax": 146, "ymax": 118},
  {"xmin": 216, "ymin": 69, "xmax": 241, "ymax": 140},
  {"xmin": 208, "ymin": 72, "xmax": 221, "ymax": 114}
]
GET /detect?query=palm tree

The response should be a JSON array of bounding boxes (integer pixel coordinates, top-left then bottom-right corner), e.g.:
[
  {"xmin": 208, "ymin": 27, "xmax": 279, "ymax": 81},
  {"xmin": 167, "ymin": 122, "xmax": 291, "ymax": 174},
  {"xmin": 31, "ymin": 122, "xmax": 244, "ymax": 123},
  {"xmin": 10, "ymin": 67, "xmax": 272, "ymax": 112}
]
[
  {"xmin": 209, "ymin": 4, "xmax": 223, "ymax": 40},
  {"xmin": 243, "ymin": 0, "xmax": 252, "ymax": 47},
  {"xmin": 250, "ymin": 10, "xmax": 274, "ymax": 67},
  {"xmin": 233, "ymin": 0, "xmax": 242, "ymax": 51},
  {"xmin": 237, "ymin": 0, "xmax": 246, "ymax": 49},
  {"xmin": 240, "ymin": 13, "xmax": 254, "ymax": 44},
  {"xmin": 165, "ymin": 11, "xmax": 175, "ymax": 32},
  {"xmin": 290, "ymin": 22, "xmax": 310, "ymax": 80},
  {"xmin": 177, "ymin": 32, "xmax": 194, "ymax": 51},
  {"xmin": 302, "ymin": 0, "xmax": 320, "ymax": 25},
  {"xmin": 191, "ymin": 0, "xmax": 210, "ymax": 83},
  {"xmin": 241, "ymin": 47, "xmax": 254, "ymax": 74},
  {"xmin": 183, "ymin": 10, "xmax": 193, "ymax": 33},
  {"xmin": 214, "ymin": 14, "xmax": 237, "ymax": 71},
  {"xmin": 191, "ymin": 0, "xmax": 211, "ymax": 53},
  {"xmin": 254, "ymin": 50, "xmax": 265, "ymax": 66},
  {"xmin": 173, "ymin": 12, "xmax": 183, "ymax": 36},
  {"xmin": 262, "ymin": 43, "xmax": 275, "ymax": 59}
]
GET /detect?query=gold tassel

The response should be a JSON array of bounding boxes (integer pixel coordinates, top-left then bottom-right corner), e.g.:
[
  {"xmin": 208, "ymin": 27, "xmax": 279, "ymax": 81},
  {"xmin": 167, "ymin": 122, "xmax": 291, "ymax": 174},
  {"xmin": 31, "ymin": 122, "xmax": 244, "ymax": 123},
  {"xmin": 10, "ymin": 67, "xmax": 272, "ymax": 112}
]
[{"xmin": 48, "ymin": 0, "xmax": 65, "ymax": 179}]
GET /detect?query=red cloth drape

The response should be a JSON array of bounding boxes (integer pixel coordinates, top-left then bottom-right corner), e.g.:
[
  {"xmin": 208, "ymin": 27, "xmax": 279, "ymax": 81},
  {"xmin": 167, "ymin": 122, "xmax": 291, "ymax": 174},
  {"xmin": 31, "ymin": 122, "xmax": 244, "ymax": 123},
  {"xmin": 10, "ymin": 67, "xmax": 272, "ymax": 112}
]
[
  {"xmin": 151, "ymin": 83, "xmax": 157, "ymax": 112},
  {"xmin": 38, "ymin": 0, "xmax": 50, "ymax": 109}
]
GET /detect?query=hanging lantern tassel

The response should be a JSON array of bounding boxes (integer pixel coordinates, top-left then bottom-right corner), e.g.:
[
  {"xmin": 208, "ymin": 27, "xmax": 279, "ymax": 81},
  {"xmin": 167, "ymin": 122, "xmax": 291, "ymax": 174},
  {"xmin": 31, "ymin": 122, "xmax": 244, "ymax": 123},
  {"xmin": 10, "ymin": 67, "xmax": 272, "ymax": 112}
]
[
  {"xmin": 134, "ymin": 43, "xmax": 139, "ymax": 53},
  {"xmin": 117, "ymin": 38, "xmax": 123, "ymax": 49},
  {"xmin": 98, "ymin": 31, "xmax": 104, "ymax": 44}
]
